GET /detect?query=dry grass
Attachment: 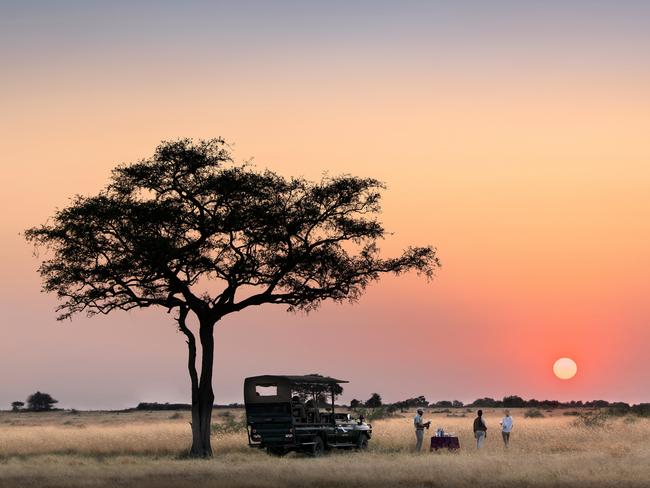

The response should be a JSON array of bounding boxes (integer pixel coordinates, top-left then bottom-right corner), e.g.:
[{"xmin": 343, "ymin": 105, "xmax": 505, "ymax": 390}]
[{"xmin": 0, "ymin": 409, "xmax": 648, "ymax": 487}]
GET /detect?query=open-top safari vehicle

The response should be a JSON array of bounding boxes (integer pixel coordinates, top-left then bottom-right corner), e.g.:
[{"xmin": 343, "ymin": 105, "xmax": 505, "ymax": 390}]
[{"xmin": 244, "ymin": 375, "xmax": 372, "ymax": 456}]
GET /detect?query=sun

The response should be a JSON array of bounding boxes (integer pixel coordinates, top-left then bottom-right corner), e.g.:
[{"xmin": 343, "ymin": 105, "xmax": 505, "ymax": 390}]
[{"xmin": 553, "ymin": 357, "xmax": 577, "ymax": 380}]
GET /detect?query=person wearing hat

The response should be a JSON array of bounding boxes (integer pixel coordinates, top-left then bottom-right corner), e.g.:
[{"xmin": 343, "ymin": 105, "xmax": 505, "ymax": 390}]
[{"xmin": 414, "ymin": 408, "xmax": 431, "ymax": 452}]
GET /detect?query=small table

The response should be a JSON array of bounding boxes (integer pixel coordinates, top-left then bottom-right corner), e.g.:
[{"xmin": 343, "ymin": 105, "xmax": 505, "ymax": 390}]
[{"xmin": 430, "ymin": 436, "xmax": 460, "ymax": 451}]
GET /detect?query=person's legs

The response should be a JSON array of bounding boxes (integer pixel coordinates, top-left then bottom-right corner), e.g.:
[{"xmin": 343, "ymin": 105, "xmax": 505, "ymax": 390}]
[
  {"xmin": 476, "ymin": 431, "xmax": 485, "ymax": 449},
  {"xmin": 415, "ymin": 430, "xmax": 424, "ymax": 452},
  {"xmin": 502, "ymin": 431, "xmax": 510, "ymax": 447}
]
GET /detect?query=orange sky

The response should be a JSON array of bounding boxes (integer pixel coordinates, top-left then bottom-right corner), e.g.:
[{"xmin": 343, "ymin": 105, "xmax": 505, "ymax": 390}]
[{"xmin": 1, "ymin": 2, "xmax": 649, "ymax": 408}]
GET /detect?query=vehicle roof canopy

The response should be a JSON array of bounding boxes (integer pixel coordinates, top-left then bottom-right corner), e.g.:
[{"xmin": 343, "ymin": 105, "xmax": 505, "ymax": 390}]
[
  {"xmin": 244, "ymin": 375, "xmax": 348, "ymax": 404},
  {"xmin": 247, "ymin": 375, "xmax": 348, "ymax": 385}
]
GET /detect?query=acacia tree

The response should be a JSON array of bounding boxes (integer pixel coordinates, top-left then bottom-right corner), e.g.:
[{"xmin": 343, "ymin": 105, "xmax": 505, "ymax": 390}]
[
  {"xmin": 26, "ymin": 138, "xmax": 439, "ymax": 457},
  {"xmin": 26, "ymin": 391, "xmax": 58, "ymax": 411},
  {"xmin": 365, "ymin": 393, "xmax": 383, "ymax": 408}
]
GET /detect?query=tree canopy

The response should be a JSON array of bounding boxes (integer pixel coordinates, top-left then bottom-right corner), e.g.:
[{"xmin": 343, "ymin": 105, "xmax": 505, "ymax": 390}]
[
  {"xmin": 26, "ymin": 392, "xmax": 58, "ymax": 411},
  {"xmin": 25, "ymin": 138, "xmax": 439, "ymax": 323},
  {"xmin": 365, "ymin": 393, "xmax": 383, "ymax": 408}
]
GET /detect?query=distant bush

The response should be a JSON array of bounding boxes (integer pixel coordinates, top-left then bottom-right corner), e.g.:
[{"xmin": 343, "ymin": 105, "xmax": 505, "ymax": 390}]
[
  {"xmin": 434, "ymin": 401, "xmax": 453, "ymax": 408},
  {"xmin": 524, "ymin": 409, "xmax": 545, "ymax": 418},
  {"xmin": 169, "ymin": 412, "xmax": 183, "ymax": 419},
  {"xmin": 353, "ymin": 406, "xmax": 396, "ymax": 421},
  {"xmin": 563, "ymin": 410, "xmax": 580, "ymax": 416},
  {"xmin": 608, "ymin": 403, "xmax": 631, "ymax": 416},
  {"xmin": 502, "ymin": 395, "xmax": 526, "ymax": 408},
  {"xmin": 573, "ymin": 410, "xmax": 608, "ymax": 429},
  {"xmin": 136, "ymin": 402, "xmax": 191, "ymax": 411},
  {"xmin": 211, "ymin": 414, "xmax": 246, "ymax": 435},
  {"xmin": 432, "ymin": 409, "xmax": 451, "ymax": 414},
  {"xmin": 630, "ymin": 403, "xmax": 650, "ymax": 417},
  {"xmin": 584, "ymin": 400, "xmax": 610, "ymax": 408},
  {"xmin": 471, "ymin": 397, "xmax": 501, "ymax": 408}
]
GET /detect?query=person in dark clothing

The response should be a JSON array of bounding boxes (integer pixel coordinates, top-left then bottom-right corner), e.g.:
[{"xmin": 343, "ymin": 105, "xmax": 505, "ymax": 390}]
[{"xmin": 473, "ymin": 409, "xmax": 487, "ymax": 448}]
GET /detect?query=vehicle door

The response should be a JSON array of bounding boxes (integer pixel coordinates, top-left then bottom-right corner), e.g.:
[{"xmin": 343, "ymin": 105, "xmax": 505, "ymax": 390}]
[{"xmin": 335, "ymin": 413, "xmax": 353, "ymax": 444}]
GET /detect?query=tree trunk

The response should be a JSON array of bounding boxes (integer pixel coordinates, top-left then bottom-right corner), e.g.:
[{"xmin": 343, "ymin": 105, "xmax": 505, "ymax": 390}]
[
  {"xmin": 178, "ymin": 309, "xmax": 215, "ymax": 458},
  {"xmin": 189, "ymin": 319, "xmax": 215, "ymax": 457}
]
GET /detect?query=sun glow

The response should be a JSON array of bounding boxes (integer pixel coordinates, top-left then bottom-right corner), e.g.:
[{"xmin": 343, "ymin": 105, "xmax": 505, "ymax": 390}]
[{"xmin": 553, "ymin": 357, "xmax": 578, "ymax": 380}]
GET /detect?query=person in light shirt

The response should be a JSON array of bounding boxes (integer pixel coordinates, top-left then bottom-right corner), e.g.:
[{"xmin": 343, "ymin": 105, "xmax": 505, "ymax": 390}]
[
  {"xmin": 413, "ymin": 408, "xmax": 431, "ymax": 452},
  {"xmin": 500, "ymin": 409, "xmax": 514, "ymax": 447}
]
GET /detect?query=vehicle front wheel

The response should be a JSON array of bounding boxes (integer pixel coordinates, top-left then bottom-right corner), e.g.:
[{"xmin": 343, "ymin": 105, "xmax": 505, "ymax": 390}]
[
  {"xmin": 310, "ymin": 436, "xmax": 325, "ymax": 457},
  {"xmin": 356, "ymin": 434, "xmax": 369, "ymax": 450}
]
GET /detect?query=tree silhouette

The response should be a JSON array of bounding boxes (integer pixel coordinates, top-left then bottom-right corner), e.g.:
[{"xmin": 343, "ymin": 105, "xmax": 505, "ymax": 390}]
[
  {"xmin": 25, "ymin": 138, "xmax": 439, "ymax": 457},
  {"xmin": 11, "ymin": 401, "xmax": 24, "ymax": 412},
  {"xmin": 26, "ymin": 392, "xmax": 58, "ymax": 411},
  {"xmin": 365, "ymin": 393, "xmax": 383, "ymax": 408},
  {"xmin": 502, "ymin": 395, "xmax": 526, "ymax": 408}
]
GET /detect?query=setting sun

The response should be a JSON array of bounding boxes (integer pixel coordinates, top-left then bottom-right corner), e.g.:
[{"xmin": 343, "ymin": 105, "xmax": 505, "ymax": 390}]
[{"xmin": 553, "ymin": 358, "xmax": 578, "ymax": 380}]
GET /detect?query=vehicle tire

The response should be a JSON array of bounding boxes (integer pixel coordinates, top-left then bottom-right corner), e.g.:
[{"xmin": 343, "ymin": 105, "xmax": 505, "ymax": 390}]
[
  {"xmin": 266, "ymin": 447, "xmax": 286, "ymax": 457},
  {"xmin": 356, "ymin": 434, "xmax": 369, "ymax": 450},
  {"xmin": 311, "ymin": 436, "xmax": 325, "ymax": 457}
]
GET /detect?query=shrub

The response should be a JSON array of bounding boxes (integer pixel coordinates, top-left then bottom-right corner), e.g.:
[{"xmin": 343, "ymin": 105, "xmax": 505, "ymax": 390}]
[
  {"xmin": 631, "ymin": 403, "xmax": 650, "ymax": 417},
  {"xmin": 608, "ymin": 402, "xmax": 631, "ymax": 416},
  {"xmin": 211, "ymin": 414, "xmax": 246, "ymax": 435},
  {"xmin": 354, "ymin": 406, "xmax": 396, "ymax": 421},
  {"xmin": 573, "ymin": 410, "xmax": 608, "ymax": 429},
  {"xmin": 524, "ymin": 409, "xmax": 545, "ymax": 418},
  {"xmin": 563, "ymin": 410, "xmax": 580, "ymax": 416}
]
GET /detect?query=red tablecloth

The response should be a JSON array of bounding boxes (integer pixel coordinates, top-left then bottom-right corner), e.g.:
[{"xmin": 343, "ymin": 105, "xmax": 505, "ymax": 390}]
[{"xmin": 430, "ymin": 436, "xmax": 460, "ymax": 451}]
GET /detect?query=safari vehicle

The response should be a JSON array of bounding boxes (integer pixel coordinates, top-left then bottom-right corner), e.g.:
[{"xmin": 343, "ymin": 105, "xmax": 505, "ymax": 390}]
[{"xmin": 244, "ymin": 375, "xmax": 372, "ymax": 456}]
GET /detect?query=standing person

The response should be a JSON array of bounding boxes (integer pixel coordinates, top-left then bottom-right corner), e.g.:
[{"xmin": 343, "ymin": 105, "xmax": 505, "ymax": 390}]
[
  {"xmin": 500, "ymin": 409, "xmax": 513, "ymax": 447},
  {"xmin": 414, "ymin": 408, "xmax": 431, "ymax": 452},
  {"xmin": 473, "ymin": 409, "xmax": 487, "ymax": 449}
]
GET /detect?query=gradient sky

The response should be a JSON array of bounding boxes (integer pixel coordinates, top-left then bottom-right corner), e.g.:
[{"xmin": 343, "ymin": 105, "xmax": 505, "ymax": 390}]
[{"xmin": 1, "ymin": 1, "xmax": 649, "ymax": 409}]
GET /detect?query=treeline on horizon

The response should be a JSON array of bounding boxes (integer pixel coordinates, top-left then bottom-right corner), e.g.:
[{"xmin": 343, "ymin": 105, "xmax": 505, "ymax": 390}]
[
  {"xmin": 8, "ymin": 396, "xmax": 649, "ymax": 416},
  {"xmin": 346, "ymin": 393, "xmax": 650, "ymax": 415},
  {"xmin": 132, "ymin": 394, "xmax": 650, "ymax": 416}
]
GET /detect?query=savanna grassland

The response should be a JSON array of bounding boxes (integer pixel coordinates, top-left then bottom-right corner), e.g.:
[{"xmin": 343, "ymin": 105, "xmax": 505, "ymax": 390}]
[{"xmin": 0, "ymin": 408, "xmax": 648, "ymax": 488}]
